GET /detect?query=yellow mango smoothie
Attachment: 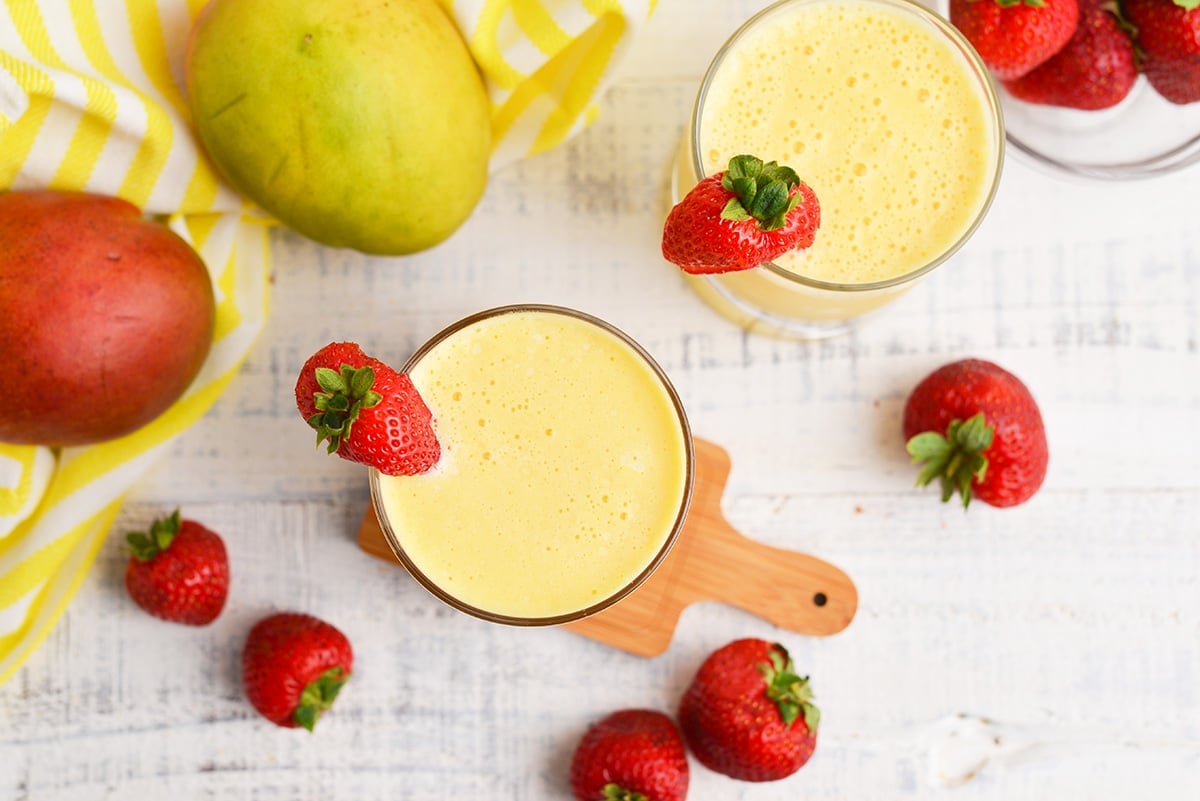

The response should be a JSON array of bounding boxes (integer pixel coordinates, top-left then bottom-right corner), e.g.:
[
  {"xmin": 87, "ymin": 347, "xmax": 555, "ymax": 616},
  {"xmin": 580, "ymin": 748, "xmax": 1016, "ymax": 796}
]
[
  {"xmin": 371, "ymin": 306, "xmax": 693, "ymax": 624},
  {"xmin": 674, "ymin": 0, "xmax": 1003, "ymax": 338}
]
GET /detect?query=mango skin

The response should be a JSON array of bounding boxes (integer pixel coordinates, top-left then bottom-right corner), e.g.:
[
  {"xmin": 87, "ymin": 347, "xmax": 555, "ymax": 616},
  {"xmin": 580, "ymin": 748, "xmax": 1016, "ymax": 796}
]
[
  {"xmin": 185, "ymin": 0, "xmax": 491, "ymax": 255},
  {"xmin": 0, "ymin": 191, "xmax": 216, "ymax": 447}
]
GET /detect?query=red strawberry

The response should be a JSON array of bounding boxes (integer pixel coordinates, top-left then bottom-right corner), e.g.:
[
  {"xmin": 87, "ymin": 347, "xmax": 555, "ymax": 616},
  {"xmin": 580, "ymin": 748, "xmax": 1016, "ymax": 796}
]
[
  {"xmin": 242, "ymin": 612, "xmax": 353, "ymax": 731},
  {"xmin": 570, "ymin": 709, "xmax": 689, "ymax": 801},
  {"xmin": 662, "ymin": 155, "xmax": 820, "ymax": 275},
  {"xmin": 904, "ymin": 358, "xmax": 1048, "ymax": 508},
  {"xmin": 295, "ymin": 341, "xmax": 440, "ymax": 476},
  {"xmin": 124, "ymin": 510, "xmax": 228, "ymax": 625},
  {"xmin": 1002, "ymin": 0, "xmax": 1137, "ymax": 109},
  {"xmin": 1124, "ymin": 0, "xmax": 1200, "ymax": 104},
  {"xmin": 1143, "ymin": 57, "xmax": 1200, "ymax": 103},
  {"xmin": 678, "ymin": 639, "xmax": 818, "ymax": 782},
  {"xmin": 950, "ymin": 0, "xmax": 1081, "ymax": 80}
]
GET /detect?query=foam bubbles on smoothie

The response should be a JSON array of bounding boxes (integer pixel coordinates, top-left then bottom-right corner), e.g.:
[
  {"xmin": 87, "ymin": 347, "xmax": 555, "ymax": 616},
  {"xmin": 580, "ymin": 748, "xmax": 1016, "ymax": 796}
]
[
  {"xmin": 380, "ymin": 312, "xmax": 688, "ymax": 619},
  {"xmin": 699, "ymin": 0, "xmax": 995, "ymax": 284}
]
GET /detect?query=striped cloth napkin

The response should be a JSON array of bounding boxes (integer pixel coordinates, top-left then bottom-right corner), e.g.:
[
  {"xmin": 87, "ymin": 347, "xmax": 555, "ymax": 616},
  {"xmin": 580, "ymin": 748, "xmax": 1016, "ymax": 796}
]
[{"xmin": 0, "ymin": 0, "xmax": 653, "ymax": 686}]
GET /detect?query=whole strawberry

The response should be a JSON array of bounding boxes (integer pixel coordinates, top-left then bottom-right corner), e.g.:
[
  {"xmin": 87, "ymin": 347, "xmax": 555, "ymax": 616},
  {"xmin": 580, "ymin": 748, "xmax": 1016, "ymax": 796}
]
[
  {"xmin": 570, "ymin": 709, "xmax": 690, "ymax": 801},
  {"xmin": 1002, "ymin": 0, "xmax": 1137, "ymax": 109},
  {"xmin": 124, "ymin": 510, "xmax": 228, "ymax": 625},
  {"xmin": 1124, "ymin": 0, "xmax": 1200, "ymax": 104},
  {"xmin": 904, "ymin": 359, "xmax": 1048, "ymax": 508},
  {"xmin": 662, "ymin": 155, "xmax": 820, "ymax": 275},
  {"xmin": 242, "ymin": 612, "xmax": 353, "ymax": 731},
  {"xmin": 678, "ymin": 639, "xmax": 819, "ymax": 782},
  {"xmin": 295, "ymin": 341, "xmax": 440, "ymax": 476},
  {"xmin": 1144, "ymin": 58, "xmax": 1200, "ymax": 104},
  {"xmin": 950, "ymin": 0, "xmax": 1081, "ymax": 80}
]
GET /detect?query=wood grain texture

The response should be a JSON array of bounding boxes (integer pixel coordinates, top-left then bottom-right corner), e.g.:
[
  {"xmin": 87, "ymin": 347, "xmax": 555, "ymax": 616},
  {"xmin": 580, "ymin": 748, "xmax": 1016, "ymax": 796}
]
[{"xmin": 3, "ymin": 0, "xmax": 1200, "ymax": 798}]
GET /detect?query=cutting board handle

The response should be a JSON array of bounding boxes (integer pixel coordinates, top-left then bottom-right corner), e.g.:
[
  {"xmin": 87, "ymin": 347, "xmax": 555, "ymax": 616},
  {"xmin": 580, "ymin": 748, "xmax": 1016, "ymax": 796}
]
[
  {"xmin": 358, "ymin": 438, "xmax": 858, "ymax": 657},
  {"xmin": 681, "ymin": 509, "xmax": 858, "ymax": 637},
  {"xmin": 635, "ymin": 438, "xmax": 857, "ymax": 637}
]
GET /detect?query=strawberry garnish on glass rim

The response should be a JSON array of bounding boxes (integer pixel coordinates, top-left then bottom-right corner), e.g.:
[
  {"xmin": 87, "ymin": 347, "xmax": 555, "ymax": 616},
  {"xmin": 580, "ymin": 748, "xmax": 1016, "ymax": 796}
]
[
  {"xmin": 295, "ymin": 342, "xmax": 440, "ymax": 476},
  {"xmin": 662, "ymin": 154, "xmax": 820, "ymax": 275},
  {"xmin": 306, "ymin": 361, "xmax": 384, "ymax": 452}
]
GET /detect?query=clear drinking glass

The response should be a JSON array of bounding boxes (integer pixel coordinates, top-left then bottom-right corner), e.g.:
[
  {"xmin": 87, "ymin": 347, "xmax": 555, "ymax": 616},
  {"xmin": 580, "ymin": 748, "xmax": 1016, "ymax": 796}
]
[
  {"xmin": 672, "ymin": 0, "xmax": 1004, "ymax": 339},
  {"xmin": 369, "ymin": 304, "xmax": 700, "ymax": 623}
]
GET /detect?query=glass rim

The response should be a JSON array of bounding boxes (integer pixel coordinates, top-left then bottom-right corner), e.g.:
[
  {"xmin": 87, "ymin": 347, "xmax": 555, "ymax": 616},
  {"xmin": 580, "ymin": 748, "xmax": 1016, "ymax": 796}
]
[
  {"xmin": 688, "ymin": 0, "xmax": 1006, "ymax": 293},
  {"xmin": 369, "ymin": 303, "xmax": 696, "ymax": 627}
]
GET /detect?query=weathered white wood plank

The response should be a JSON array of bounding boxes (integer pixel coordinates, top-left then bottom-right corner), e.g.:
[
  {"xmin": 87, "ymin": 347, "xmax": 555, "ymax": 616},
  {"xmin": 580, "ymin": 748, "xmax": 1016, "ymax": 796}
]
[
  {"xmin": 2, "ymin": 492, "xmax": 1196, "ymax": 800},
  {"xmin": 3, "ymin": 1, "xmax": 1199, "ymax": 798}
]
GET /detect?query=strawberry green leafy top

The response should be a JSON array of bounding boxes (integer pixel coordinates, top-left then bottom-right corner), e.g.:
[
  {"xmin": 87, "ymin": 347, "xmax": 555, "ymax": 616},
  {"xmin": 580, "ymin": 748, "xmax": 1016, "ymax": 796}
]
[
  {"xmin": 601, "ymin": 783, "xmax": 647, "ymax": 801},
  {"xmin": 294, "ymin": 667, "xmax": 350, "ymax": 732},
  {"xmin": 758, "ymin": 643, "xmax": 821, "ymax": 731},
  {"xmin": 125, "ymin": 509, "xmax": 184, "ymax": 561},
  {"xmin": 719, "ymin": 155, "xmax": 807, "ymax": 232},
  {"xmin": 307, "ymin": 364, "xmax": 383, "ymax": 453},
  {"xmin": 906, "ymin": 412, "xmax": 994, "ymax": 509}
]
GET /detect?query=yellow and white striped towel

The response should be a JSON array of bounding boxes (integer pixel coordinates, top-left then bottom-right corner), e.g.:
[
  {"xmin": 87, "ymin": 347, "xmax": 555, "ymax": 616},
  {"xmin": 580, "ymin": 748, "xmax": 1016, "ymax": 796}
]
[{"xmin": 0, "ymin": 0, "xmax": 652, "ymax": 687}]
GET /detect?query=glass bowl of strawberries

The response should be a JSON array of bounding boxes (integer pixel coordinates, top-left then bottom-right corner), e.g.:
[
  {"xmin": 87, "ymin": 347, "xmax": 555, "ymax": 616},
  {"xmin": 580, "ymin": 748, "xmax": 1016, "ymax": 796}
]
[{"xmin": 936, "ymin": 0, "xmax": 1200, "ymax": 179}]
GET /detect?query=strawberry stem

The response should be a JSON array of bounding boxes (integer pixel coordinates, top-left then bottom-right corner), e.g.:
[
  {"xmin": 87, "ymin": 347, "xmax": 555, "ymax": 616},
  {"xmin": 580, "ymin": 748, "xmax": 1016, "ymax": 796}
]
[
  {"xmin": 306, "ymin": 364, "xmax": 383, "ymax": 453},
  {"xmin": 125, "ymin": 509, "xmax": 182, "ymax": 561},
  {"xmin": 602, "ymin": 784, "xmax": 647, "ymax": 801},
  {"xmin": 906, "ymin": 412, "xmax": 995, "ymax": 508},
  {"xmin": 757, "ymin": 643, "xmax": 820, "ymax": 731},
  {"xmin": 294, "ymin": 666, "xmax": 350, "ymax": 732},
  {"xmin": 719, "ymin": 155, "xmax": 806, "ymax": 232}
]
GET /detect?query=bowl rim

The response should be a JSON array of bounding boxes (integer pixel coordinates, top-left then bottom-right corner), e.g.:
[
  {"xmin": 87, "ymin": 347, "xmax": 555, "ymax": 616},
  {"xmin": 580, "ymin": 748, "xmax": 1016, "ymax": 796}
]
[{"xmin": 930, "ymin": 0, "xmax": 1200, "ymax": 181}]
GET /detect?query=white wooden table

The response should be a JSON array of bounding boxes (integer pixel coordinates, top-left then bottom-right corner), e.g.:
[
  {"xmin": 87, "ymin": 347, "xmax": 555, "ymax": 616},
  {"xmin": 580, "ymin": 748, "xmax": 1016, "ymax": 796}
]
[{"xmin": 3, "ymin": 1, "xmax": 1199, "ymax": 798}]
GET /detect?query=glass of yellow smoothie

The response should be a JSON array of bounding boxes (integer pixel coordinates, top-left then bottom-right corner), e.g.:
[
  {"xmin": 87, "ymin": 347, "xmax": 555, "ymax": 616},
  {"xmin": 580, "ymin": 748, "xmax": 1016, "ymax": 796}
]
[
  {"xmin": 369, "ymin": 305, "xmax": 694, "ymax": 626},
  {"xmin": 672, "ymin": 0, "xmax": 1004, "ymax": 339}
]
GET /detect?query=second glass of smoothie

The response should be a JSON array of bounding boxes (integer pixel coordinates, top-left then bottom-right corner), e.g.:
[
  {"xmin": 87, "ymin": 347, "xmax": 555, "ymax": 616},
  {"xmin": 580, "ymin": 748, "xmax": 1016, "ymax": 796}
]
[
  {"xmin": 370, "ymin": 305, "xmax": 694, "ymax": 626},
  {"xmin": 673, "ymin": 0, "xmax": 1004, "ymax": 339}
]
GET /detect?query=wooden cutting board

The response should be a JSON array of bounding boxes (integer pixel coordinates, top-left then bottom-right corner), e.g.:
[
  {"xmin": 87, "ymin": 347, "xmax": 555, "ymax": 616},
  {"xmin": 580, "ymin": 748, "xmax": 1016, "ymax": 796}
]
[{"xmin": 357, "ymin": 438, "xmax": 858, "ymax": 657}]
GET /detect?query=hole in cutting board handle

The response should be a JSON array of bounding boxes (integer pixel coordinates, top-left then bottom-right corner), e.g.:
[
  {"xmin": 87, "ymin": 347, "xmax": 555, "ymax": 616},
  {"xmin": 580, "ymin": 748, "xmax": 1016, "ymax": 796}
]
[{"xmin": 813, "ymin": 592, "xmax": 828, "ymax": 607}]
